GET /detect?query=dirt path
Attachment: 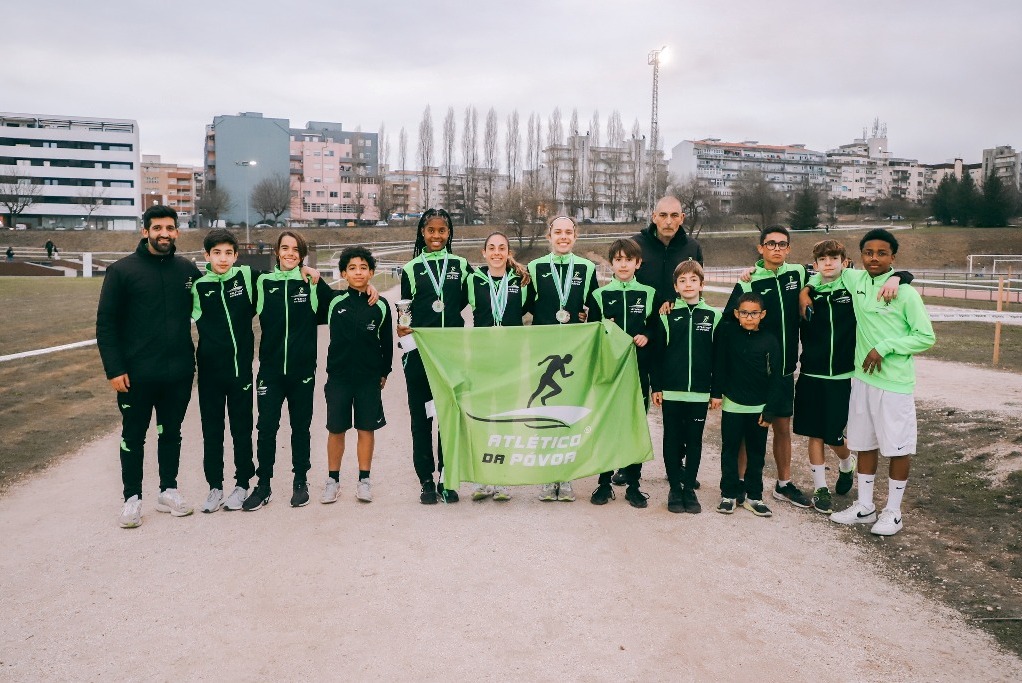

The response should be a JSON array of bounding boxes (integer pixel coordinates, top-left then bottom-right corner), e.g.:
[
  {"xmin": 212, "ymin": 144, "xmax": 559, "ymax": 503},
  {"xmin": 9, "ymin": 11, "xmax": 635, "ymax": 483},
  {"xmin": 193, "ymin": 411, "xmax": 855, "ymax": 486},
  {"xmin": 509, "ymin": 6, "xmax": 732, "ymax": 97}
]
[{"xmin": 1, "ymin": 330, "xmax": 1020, "ymax": 680}]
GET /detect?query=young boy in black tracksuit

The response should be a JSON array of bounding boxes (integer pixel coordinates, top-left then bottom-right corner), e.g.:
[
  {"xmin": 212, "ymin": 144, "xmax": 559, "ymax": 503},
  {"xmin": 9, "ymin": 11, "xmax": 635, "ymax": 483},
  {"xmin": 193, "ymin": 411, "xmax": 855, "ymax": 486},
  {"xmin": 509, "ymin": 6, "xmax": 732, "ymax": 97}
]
[
  {"xmin": 398, "ymin": 208, "xmax": 471, "ymax": 505},
  {"xmin": 191, "ymin": 229, "xmax": 258, "ymax": 513},
  {"xmin": 321, "ymin": 246, "xmax": 393, "ymax": 505},
  {"xmin": 586, "ymin": 238, "xmax": 656, "ymax": 509},
  {"xmin": 713, "ymin": 292, "xmax": 788, "ymax": 517},
  {"xmin": 650, "ymin": 260, "xmax": 721, "ymax": 514},
  {"xmin": 243, "ymin": 231, "xmax": 334, "ymax": 511}
]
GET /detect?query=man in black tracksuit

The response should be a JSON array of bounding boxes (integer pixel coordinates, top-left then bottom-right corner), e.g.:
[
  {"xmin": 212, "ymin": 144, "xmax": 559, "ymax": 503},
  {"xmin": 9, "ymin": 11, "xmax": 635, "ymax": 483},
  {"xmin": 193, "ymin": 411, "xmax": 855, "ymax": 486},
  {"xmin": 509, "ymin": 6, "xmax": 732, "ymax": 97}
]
[
  {"xmin": 632, "ymin": 196, "xmax": 704, "ymax": 306},
  {"xmin": 96, "ymin": 205, "xmax": 201, "ymax": 528},
  {"xmin": 190, "ymin": 229, "xmax": 258, "ymax": 512},
  {"xmin": 712, "ymin": 292, "xmax": 788, "ymax": 517}
]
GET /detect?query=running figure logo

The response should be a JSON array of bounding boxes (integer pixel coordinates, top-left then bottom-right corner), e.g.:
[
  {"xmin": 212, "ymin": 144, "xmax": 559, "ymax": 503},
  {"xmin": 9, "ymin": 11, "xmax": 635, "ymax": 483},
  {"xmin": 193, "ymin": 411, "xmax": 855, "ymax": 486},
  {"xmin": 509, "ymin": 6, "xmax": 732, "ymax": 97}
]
[{"xmin": 528, "ymin": 354, "xmax": 574, "ymax": 407}]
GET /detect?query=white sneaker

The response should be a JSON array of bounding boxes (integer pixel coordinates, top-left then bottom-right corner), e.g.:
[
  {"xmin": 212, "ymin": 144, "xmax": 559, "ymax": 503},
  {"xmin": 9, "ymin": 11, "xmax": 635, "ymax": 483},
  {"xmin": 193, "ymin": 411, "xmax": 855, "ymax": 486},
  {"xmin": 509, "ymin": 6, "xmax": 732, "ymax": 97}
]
[
  {"xmin": 492, "ymin": 486, "xmax": 511, "ymax": 501},
  {"xmin": 472, "ymin": 484, "xmax": 494, "ymax": 501},
  {"xmin": 557, "ymin": 481, "xmax": 576, "ymax": 502},
  {"xmin": 870, "ymin": 508, "xmax": 904, "ymax": 536},
  {"xmin": 356, "ymin": 478, "xmax": 373, "ymax": 503},
  {"xmin": 830, "ymin": 500, "xmax": 877, "ymax": 525},
  {"xmin": 223, "ymin": 486, "xmax": 248, "ymax": 511},
  {"xmin": 321, "ymin": 478, "xmax": 340, "ymax": 504},
  {"xmin": 155, "ymin": 488, "xmax": 194, "ymax": 517},
  {"xmin": 119, "ymin": 495, "xmax": 142, "ymax": 528},
  {"xmin": 539, "ymin": 483, "xmax": 558, "ymax": 501},
  {"xmin": 201, "ymin": 488, "xmax": 224, "ymax": 513}
]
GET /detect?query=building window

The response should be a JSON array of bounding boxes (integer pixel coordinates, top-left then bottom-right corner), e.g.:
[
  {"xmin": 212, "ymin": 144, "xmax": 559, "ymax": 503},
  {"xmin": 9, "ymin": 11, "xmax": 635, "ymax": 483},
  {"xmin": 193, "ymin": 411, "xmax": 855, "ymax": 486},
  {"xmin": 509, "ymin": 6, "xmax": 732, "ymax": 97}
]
[{"xmin": 343, "ymin": 192, "xmax": 351, "ymax": 198}]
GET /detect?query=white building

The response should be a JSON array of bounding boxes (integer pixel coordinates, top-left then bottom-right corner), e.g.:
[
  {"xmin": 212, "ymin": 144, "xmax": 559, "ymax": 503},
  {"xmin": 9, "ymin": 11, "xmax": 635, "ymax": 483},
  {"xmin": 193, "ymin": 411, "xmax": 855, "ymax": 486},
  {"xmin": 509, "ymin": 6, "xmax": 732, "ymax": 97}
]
[
  {"xmin": 669, "ymin": 138, "xmax": 828, "ymax": 210},
  {"xmin": 982, "ymin": 145, "xmax": 1021, "ymax": 192},
  {"xmin": 0, "ymin": 112, "xmax": 141, "ymax": 230},
  {"xmin": 544, "ymin": 134, "xmax": 652, "ymax": 221},
  {"xmin": 826, "ymin": 125, "xmax": 927, "ymax": 204}
]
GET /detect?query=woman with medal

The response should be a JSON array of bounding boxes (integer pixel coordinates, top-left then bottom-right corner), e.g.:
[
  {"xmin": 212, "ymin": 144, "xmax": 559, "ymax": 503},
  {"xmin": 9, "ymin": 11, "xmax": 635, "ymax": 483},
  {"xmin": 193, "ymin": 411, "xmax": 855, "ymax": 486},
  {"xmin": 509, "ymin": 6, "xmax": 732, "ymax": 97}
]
[
  {"xmin": 397, "ymin": 208, "xmax": 471, "ymax": 505},
  {"xmin": 524, "ymin": 215, "xmax": 599, "ymax": 502},
  {"xmin": 466, "ymin": 232, "xmax": 532, "ymax": 502}
]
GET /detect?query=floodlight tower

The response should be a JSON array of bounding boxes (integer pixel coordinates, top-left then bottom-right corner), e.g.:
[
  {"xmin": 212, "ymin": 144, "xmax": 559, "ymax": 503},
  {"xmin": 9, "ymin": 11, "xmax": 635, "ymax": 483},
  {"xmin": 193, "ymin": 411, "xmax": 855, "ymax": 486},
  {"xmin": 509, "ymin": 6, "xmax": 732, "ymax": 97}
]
[{"xmin": 646, "ymin": 45, "xmax": 668, "ymax": 220}]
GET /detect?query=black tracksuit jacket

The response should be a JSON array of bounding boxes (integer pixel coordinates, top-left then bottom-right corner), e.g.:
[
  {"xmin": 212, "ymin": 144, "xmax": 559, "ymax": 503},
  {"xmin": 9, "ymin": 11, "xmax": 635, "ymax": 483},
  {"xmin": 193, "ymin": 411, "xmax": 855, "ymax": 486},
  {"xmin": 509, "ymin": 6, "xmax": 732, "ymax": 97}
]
[
  {"xmin": 650, "ymin": 299, "xmax": 721, "ymax": 397},
  {"xmin": 191, "ymin": 264, "xmax": 257, "ymax": 380},
  {"xmin": 711, "ymin": 324, "xmax": 788, "ymax": 422},
  {"xmin": 325, "ymin": 289, "xmax": 394, "ymax": 380},
  {"xmin": 255, "ymin": 267, "xmax": 333, "ymax": 378},
  {"xmin": 632, "ymin": 225, "xmax": 704, "ymax": 306},
  {"xmin": 96, "ymin": 239, "xmax": 202, "ymax": 382}
]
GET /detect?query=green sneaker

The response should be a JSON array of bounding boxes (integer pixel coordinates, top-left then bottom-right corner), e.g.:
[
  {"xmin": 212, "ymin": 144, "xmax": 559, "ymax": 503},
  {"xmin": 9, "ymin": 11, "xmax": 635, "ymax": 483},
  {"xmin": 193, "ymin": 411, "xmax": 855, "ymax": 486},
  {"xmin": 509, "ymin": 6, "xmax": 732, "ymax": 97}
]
[
  {"xmin": 812, "ymin": 487, "xmax": 833, "ymax": 514},
  {"xmin": 836, "ymin": 455, "xmax": 857, "ymax": 495}
]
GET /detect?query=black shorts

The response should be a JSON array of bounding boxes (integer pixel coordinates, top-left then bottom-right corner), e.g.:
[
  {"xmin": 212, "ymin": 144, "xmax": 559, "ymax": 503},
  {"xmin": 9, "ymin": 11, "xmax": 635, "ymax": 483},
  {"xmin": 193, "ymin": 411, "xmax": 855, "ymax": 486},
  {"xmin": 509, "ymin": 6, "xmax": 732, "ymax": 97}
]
[
  {"xmin": 324, "ymin": 376, "xmax": 386, "ymax": 433},
  {"xmin": 792, "ymin": 374, "xmax": 850, "ymax": 447},
  {"xmin": 775, "ymin": 372, "xmax": 795, "ymax": 418}
]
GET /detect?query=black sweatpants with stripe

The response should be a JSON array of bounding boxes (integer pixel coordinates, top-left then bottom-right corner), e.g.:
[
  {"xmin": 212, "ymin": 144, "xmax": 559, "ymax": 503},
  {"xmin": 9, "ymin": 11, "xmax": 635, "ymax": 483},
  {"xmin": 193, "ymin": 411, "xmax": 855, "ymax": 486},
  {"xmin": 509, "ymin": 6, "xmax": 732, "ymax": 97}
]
[
  {"xmin": 117, "ymin": 375, "xmax": 193, "ymax": 501},
  {"xmin": 197, "ymin": 370, "xmax": 255, "ymax": 490},
  {"xmin": 403, "ymin": 349, "xmax": 444, "ymax": 484},
  {"xmin": 255, "ymin": 372, "xmax": 315, "ymax": 488},
  {"xmin": 662, "ymin": 400, "xmax": 709, "ymax": 488}
]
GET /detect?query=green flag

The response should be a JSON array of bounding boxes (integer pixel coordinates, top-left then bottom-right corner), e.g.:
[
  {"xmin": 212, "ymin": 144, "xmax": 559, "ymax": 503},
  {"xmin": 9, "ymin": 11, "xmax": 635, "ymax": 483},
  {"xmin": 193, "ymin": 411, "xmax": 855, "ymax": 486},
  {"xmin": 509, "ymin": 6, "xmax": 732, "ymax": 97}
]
[{"xmin": 413, "ymin": 321, "xmax": 654, "ymax": 488}]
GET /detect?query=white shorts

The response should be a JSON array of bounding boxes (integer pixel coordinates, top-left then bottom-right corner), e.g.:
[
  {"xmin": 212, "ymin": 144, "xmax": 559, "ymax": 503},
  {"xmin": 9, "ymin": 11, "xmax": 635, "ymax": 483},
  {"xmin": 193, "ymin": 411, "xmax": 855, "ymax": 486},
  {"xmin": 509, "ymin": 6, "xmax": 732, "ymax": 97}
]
[{"xmin": 846, "ymin": 378, "xmax": 917, "ymax": 457}]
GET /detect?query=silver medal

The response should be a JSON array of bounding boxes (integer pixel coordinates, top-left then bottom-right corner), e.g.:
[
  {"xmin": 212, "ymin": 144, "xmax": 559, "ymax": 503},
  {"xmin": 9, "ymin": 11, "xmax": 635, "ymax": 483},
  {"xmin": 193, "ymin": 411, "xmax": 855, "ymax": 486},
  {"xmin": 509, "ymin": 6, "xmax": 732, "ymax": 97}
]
[
  {"xmin": 556, "ymin": 309, "xmax": 570, "ymax": 323},
  {"xmin": 432, "ymin": 299, "xmax": 445, "ymax": 313}
]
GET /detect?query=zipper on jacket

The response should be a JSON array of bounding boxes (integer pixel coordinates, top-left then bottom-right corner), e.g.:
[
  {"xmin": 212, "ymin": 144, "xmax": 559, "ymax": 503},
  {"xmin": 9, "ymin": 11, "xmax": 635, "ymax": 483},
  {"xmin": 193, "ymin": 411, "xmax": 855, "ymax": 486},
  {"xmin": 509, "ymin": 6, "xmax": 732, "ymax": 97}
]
[
  {"xmin": 687, "ymin": 307, "xmax": 694, "ymax": 391},
  {"xmin": 284, "ymin": 279, "xmax": 290, "ymax": 374},
  {"xmin": 220, "ymin": 278, "xmax": 240, "ymax": 378},
  {"xmin": 827, "ymin": 297, "xmax": 835, "ymax": 376}
]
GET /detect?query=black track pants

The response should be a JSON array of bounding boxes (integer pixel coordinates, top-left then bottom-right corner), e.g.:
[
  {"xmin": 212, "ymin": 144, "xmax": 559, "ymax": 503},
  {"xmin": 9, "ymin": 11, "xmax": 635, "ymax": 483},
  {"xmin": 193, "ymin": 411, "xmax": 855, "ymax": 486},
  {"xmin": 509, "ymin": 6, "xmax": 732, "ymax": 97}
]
[
  {"xmin": 255, "ymin": 372, "xmax": 315, "ymax": 487},
  {"xmin": 198, "ymin": 372, "xmax": 255, "ymax": 490},
  {"xmin": 661, "ymin": 400, "xmax": 709, "ymax": 488},
  {"xmin": 403, "ymin": 350, "xmax": 444, "ymax": 483},
  {"xmin": 117, "ymin": 375, "xmax": 193, "ymax": 500},
  {"xmin": 720, "ymin": 411, "xmax": 768, "ymax": 500}
]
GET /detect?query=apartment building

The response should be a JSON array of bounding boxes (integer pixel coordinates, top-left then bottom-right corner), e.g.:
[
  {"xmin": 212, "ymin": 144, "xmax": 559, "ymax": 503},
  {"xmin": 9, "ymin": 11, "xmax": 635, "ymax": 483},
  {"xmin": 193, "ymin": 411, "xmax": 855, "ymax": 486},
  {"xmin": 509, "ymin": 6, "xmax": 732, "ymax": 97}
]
[
  {"xmin": 141, "ymin": 155, "xmax": 201, "ymax": 226},
  {"xmin": 982, "ymin": 145, "xmax": 1021, "ymax": 191},
  {"xmin": 0, "ymin": 111, "xmax": 141, "ymax": 230},
  {"xmin": 544, "ymin": 134, "xmax": 653, "ymax": 220}
]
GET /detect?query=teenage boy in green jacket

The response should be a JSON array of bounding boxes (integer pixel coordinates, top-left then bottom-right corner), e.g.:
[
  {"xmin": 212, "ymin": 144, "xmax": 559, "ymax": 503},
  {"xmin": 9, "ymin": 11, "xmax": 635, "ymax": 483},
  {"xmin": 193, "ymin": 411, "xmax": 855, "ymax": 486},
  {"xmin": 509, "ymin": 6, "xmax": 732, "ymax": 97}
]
[{"xmin": 821, "ymin": 229, "xmax": 935, "ymax": 536}]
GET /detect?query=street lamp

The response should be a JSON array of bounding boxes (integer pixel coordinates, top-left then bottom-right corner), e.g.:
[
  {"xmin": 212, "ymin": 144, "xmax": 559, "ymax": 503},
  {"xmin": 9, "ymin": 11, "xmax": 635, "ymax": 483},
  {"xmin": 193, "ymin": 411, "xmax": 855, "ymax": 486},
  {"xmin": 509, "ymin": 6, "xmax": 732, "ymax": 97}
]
[
  {"xmin": 235, "ymin": 160, "xmax": 257, "ymax": 245},
  {"xmin": 646, "ymin": 45, "xmax": 668, "ymax": 220}
]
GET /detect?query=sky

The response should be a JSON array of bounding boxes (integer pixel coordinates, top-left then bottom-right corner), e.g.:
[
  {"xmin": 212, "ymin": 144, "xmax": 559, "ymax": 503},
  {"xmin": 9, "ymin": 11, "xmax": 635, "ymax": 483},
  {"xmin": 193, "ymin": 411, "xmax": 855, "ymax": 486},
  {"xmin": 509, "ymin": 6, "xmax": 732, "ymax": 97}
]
[{"xmin": 5, "ymin": 0, "xmax": 1020, "ymax": 169}]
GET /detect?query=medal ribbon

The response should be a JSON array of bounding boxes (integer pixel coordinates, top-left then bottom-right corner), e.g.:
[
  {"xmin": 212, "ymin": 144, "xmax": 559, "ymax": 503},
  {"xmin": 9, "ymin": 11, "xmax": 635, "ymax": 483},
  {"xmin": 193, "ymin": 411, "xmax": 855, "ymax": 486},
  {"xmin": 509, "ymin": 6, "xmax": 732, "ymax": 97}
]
[
  {"xmin": 550, "ymin": 254, "xmax": 575, "ymax": 312},
  {"xmin": 486, "ymin": 270, "xmax": 510, "ymax": 326},
  {"xmin": 420, "ymin": 250, "xmax": 449, "ymax": 305}
]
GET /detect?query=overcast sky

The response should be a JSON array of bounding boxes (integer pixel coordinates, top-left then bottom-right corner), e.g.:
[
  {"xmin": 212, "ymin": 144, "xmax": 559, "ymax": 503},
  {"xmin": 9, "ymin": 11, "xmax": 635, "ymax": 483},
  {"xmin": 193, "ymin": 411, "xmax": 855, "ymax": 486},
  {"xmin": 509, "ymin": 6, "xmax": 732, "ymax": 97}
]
[{"xmin": 6, "ymin": 0, "xmax": 1019, "ymax": 168}]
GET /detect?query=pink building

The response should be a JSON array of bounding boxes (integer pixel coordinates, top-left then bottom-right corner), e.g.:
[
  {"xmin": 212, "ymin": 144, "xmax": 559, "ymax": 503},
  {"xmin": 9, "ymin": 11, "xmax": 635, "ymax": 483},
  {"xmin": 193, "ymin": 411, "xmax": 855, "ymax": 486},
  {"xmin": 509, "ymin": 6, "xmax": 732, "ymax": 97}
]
[{"xmin": 288, "ymin": 122, "xmax": 381, "ymax": 225}]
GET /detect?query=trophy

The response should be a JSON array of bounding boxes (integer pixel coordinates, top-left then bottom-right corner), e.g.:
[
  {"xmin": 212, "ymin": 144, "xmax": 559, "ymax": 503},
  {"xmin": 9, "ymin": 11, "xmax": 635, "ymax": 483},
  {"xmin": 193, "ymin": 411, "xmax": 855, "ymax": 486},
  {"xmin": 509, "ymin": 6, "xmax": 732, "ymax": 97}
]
[{"xmin": 396, "ymin": 299, "xmax": 413, "ymax": 327}]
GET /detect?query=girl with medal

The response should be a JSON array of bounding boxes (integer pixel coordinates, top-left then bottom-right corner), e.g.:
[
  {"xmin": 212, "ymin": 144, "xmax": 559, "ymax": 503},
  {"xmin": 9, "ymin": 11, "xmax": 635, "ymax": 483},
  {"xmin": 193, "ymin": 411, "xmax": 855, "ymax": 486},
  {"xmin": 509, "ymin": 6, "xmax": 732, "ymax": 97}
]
[
  {"xmin": 524, "ymin": 215, "xmax": 599, "ymax": 502},
  {"xmin": 397, "ymin": 208, "xmax": 471, "ymax": 505},
  {"xmin": 466, "ymin": 232, "xmax": 532, "ymax": 501}
]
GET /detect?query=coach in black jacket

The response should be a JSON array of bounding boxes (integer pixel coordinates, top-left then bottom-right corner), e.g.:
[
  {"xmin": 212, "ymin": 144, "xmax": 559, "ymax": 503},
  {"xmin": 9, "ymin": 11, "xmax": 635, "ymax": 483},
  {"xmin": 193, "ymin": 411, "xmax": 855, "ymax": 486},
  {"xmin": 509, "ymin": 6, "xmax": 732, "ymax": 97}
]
[
  {"xmin": 96, "ymin": 205, "xmax": 202, "ymax": 528},
  {"xmin": 633, "ymin": 196, "xmax": 704, "ymax": 306}
]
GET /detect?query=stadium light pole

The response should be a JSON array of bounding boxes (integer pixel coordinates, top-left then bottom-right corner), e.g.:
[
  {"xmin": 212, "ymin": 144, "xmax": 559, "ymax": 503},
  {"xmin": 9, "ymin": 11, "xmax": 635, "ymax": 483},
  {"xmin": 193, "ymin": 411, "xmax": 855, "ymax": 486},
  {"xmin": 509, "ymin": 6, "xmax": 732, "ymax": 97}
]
[
  {"xmin": 646, "ymin": 45, "xmax": 668, "ymax": 220},
  {"xmin": 235, "ymin": 160, "xmax": 257, "ymax": 245}
]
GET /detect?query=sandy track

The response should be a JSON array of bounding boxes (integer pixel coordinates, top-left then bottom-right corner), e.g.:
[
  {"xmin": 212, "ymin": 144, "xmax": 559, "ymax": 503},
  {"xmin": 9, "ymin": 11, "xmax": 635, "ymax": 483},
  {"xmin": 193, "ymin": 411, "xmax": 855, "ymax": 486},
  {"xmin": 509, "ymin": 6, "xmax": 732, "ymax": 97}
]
[{"xmin": 1, "ymin": 338, "xmax": 1020, "ymax": 681}]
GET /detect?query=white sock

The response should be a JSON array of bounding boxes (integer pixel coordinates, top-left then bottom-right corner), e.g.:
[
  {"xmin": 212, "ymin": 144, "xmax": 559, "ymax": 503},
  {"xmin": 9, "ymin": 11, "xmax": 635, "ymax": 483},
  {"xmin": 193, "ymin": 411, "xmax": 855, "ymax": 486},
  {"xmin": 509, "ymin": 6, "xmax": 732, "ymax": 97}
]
[
  {"xmin": 838, "ymin": 456, "xmax": 854, "ymax": 473},
  {"xmin": 810, "ymin": 464, "xmax": 827, "ymax": 490},
  {"xmin": 857, "ymin": 474, "xmax": 875, "ymax": 509},
  {"xmin": 777, "ymin": 479, "xmax": 790, "ymax": 489},
  {"xmin": 886, "ymin": 479, "xmax": 907, "ymax": 514}
]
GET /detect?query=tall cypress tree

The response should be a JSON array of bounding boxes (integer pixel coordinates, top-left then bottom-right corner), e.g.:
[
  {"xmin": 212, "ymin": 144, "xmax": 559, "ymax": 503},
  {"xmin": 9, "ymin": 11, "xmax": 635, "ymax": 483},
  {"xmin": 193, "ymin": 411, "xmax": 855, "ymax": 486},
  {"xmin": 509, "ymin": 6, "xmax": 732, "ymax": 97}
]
[
  {"xmin": 788, "ymin": 185, "xmax": 819, "ymax": 231},
  {"xmin": 932, "ymin": 175, "xmax": 956, "ymax": 225},
  {"xmin": 978, "ymin": 172, "xmax": 1011, "ymax": 227},
  {"xmin": 954, "ymin": 172, "xmax": 979, "ymax": 226}
]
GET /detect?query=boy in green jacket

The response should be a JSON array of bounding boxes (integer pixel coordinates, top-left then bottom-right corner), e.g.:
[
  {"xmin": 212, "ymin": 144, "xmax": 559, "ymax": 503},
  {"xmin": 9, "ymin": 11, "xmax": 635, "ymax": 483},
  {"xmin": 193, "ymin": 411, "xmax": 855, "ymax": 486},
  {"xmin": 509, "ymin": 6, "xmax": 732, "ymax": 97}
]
[{"xmin": 819, "ymin": 229, "xmax": 935, "ymax": 536}]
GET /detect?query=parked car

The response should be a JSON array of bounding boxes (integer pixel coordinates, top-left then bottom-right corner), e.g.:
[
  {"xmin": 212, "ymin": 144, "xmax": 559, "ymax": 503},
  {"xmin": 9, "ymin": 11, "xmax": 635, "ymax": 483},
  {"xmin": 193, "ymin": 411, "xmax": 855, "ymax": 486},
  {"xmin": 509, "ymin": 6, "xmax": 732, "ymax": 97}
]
[
  {"xmin": 254, "ymin": 223, "xmax": 273, "ymax": 229},
  {"xmin": 375, "ymin": 221, "xmax": 389, "ymax": 227}
]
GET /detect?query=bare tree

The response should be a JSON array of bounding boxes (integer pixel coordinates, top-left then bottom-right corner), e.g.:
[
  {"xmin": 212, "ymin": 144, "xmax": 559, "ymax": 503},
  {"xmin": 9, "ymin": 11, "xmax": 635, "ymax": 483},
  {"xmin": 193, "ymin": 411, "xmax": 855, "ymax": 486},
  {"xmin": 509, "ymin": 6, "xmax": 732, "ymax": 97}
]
[
  {"xmin": 75, "ymin": 184, "xmax": 108, "ymax": 228},
  {"xmin": 417, "ymin": 106, "xmax": 434, "ymax": 208},
  {"xmin": 250, "ymin": 174, "xmax": 291, "ymax": 224},
  {"xmin": 670, "ymin": 175, "xmax": 723, "ymax": 238},
  {"xmin": 546, "ymin": 107, "xmax": 563, "ymax": 213},
  {"xmin": 603, "ymin": 110, "xmax": 626, "ymax": 221},
  {"xmin": 376, "ymin": 122, "xmax": 394, "ymax": 223},
  {"xmin": 197, "ymin": 183, "xmax": 234, "ymax": 227},
  {"xmin": 461, "ymin": 105, "xmax": 478, "ymax": 224},
  {"xmin": 733, "ymin": 170, "xmax": 785, "ymax": 229},
  {"xmin": 566, "ymin": 108, "xmax": 582, "ymax": 217},
  {"xmin": 483, "ymin": 107, "xmax": 499, "ymax": 219},
  {"xmin": 0, "ymin": 172, "xmax": 42, "ymax": 229},
  {"xmin": 505, "ymin": 110, "xmax": 520, "ymax": 188},
  {"xmin": 441, "ymin": 107, "xmax": 457, "ymax": 211},
  {"xmin": 585, "ymin": 110, "xmax": 601, "ymax": 219},
  {"xmin": 628, "ymin": 119, "xmax": 644, "ymax": 221},
  {"xmin": 397, "ymin": 126, "xmax": 409, "ymax": 218},
  {"xmin": 494, "ymin": 183, "xmax": 545, "ymax": 251},
  {"xmin": 525, "ymin": 112, "xmax": 537, "ymax": 185}
]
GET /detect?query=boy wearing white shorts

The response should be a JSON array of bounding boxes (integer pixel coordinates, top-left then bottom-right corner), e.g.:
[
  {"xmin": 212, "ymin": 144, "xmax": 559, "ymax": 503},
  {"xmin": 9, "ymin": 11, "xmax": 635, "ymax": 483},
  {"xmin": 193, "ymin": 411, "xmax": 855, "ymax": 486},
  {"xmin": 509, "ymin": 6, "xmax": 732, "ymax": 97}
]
[{"xmin": 811, "ymin": 229, "xmax": 935, "ymax": 536}]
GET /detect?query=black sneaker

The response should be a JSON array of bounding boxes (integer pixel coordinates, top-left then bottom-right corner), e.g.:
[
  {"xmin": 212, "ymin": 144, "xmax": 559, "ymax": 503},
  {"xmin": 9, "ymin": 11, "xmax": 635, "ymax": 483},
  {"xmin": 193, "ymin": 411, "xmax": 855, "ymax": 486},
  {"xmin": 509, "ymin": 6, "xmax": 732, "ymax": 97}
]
[
  {"xmin": 717, "ymin": 497, "xmax": 736, "ymax": 514},
  {"xmin": 242, "ymin": 484, "xmax": 271, "ymax": 511},
  {"xmin": 610, "ymin": 470, "xmax": 629, "ymax": 486},
  {"xmin": 773, "ymin": 482, "xmax": 812, "ymax": 508},
  {"xmin": 691, "ymin": 480, "xmax": 701, "ymax": 490},
  {"xmin": 736, "ymin": 489, "xmax": 746, "ymax": 506},
  {"xmin": 290, "ymin": 482, "xmax": 310, "ymax": 507},
  {"xmin": 590, "ymin": 483, "xmax": 615, "ymax": 505},
  {"xmin": 624, "ymin": 485, "xmax": 649, "ymax": 509},
  {"xmin": 812, "ymin": 487, "xmax": 834, "ymax": 514},
  {"xmin": 420, "ymin": 480, "xmax": 438, "ymax": 505},
  {"xmin": 439, "ymin": 487, "xmax": 459, "ymax": 503},
  {"xmin": 667, "ymin": 485, "xmax": 685, "ymax": 513},
  {"xmin": 743, "ymin": 498, "xmax": 773, "ymax": 517},
  {"xmin": 836, "ymin": 464, "xmax": 855, "ymax": 496},
  {"xmin": 681, "ymin": 486, "xmax": 702, "ymax": 514}
]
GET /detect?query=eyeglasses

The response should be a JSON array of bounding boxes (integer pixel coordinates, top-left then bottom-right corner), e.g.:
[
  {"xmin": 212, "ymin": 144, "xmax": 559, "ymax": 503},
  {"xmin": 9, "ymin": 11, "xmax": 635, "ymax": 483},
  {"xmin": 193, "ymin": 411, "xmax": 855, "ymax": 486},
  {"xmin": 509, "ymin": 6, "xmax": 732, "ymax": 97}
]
[
  {"xmin": 736, "ymin": 310, "xmax": 763, "ymax": 318},
  {"xmin": 762, "ymin": 241, "xmax": 789, "ymax": 250}
]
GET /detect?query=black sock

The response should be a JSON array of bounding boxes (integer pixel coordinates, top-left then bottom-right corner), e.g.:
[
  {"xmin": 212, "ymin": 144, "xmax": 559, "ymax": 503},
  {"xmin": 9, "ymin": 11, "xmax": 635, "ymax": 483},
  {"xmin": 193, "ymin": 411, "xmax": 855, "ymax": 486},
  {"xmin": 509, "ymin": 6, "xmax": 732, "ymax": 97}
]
[
  {"xmin": 358, "ymin": 470, "xmax": 370, "ymax": 480},
  {"xmin": 329, "ymin": 470, "xmax": 339, "ymax": 482}
]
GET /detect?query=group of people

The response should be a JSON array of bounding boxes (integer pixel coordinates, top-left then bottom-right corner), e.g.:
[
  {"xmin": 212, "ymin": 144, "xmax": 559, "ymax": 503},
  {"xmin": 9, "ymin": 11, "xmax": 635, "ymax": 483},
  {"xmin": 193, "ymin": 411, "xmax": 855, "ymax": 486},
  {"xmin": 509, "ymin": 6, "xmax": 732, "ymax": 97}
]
[{"xmin": 97, "ymin": 197, "xmax": 935, "ymax": 537}]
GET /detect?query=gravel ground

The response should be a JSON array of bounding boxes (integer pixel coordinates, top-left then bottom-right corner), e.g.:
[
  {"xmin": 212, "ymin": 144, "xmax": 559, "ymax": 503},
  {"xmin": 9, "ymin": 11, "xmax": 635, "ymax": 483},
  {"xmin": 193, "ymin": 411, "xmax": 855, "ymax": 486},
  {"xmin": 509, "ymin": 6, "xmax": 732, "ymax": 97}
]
[{"xmin": 1, "ymin": 331, "xmax": 1020, "ymax": 681}]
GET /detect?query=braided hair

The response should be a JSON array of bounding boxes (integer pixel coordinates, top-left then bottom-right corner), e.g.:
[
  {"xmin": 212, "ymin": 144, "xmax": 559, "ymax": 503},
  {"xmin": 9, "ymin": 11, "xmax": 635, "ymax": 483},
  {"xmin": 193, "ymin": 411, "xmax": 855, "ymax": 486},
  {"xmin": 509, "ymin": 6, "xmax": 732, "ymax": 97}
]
[{"xmin": 413, "ymin": 208, "xmax": 455, "ymax": 257}]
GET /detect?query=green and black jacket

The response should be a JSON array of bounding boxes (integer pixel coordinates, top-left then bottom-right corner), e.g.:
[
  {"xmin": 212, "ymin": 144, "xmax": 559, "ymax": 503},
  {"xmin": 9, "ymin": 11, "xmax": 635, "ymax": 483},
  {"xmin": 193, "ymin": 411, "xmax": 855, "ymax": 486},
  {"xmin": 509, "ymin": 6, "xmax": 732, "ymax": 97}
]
[
  {"xmin": 585, "ymin": 277, "xmax": 657, "ymax": 337},
  {"xmin": 466, "ymin": 266, "xmax": 529, "ymax": 327},
  {"xmin": 326, "ymin": 290, "xmax": 393, "ymax": 380},
  {"xmin": 723, "ymin": 260, "xmax": 806, "ymax": 376},
  {"xmin": 191, "ymin": 264, "xmax": 257, "ymax": 380},
  {"xmin": 711, "ymin": 324, "xmax": 788, "ymax": 421},
  {"xmin": 525, "ymin": 253, "xmax": 599, "ymax": 325},
  {"xmin": 799, "ymin": 277, "xmax": 855, "ymax": 379},
  {"xmin": 400, "ymin": 248, "xmax": 471, "ymax": 329},
  {"xmin": 650, "ymin": 298, "xmax": 721, "ymax": 402},
  {"xmin": 255, "ymin": 267, "xmax": 333, "ymax": 378}
]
